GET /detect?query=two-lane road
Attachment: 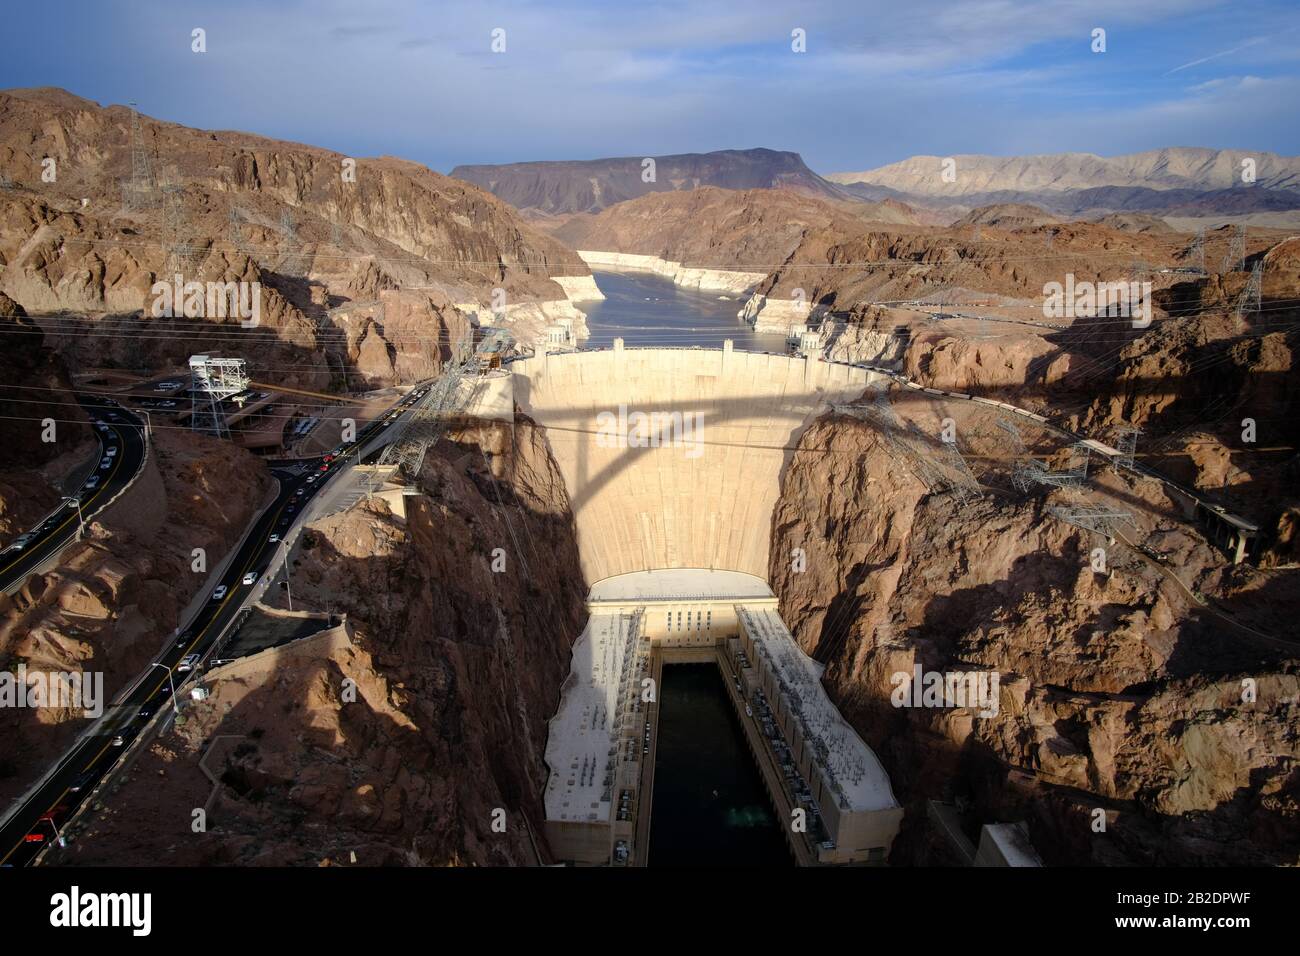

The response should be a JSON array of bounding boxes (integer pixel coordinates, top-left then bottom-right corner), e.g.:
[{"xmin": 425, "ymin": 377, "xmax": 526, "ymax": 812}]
[
  {"xmin": 0, "ymin": 396, "xmax": 147, "ymax": 596},
  {"xmin": 0, "ymin": 381, "xmax": 431, "ymax": 866}
]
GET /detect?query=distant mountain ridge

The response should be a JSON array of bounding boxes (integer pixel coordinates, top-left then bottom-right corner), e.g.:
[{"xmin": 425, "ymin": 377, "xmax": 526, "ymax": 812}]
[
  {"xmin": 828, "ymin": 147, "xmax": 1300, "ymax": 219},
  {"xmin": 451, "ymin": 148, "xmax": 853, "ymax": 215}
]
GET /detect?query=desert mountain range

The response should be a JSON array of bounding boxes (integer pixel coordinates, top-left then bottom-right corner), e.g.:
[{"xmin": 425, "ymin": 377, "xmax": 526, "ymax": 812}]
[
  {"xmin": 451, "ymin": 147, "xmax": 853, "ymax": 215},
  {"xmin": 454, "ymin": 144, "xmax": 1300, "ymax": 224},
  {"xmin": 830, "ymin": 147, "xmax": 1300, "ymax": 220}
]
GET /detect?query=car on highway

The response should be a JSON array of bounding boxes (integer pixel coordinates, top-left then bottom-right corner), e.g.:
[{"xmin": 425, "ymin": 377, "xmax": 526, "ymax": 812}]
[
  {"xmin": 105, "ymin": 446, "xmax": 118, "ymax": 457},
  {"xmin": 211, "ymin": 585, "xmax": 228, "ymax": 601},
  {"xmin": 295, "ymin": 487, "xmax": 306, "ymax": 496},
  {"xmin": 111, "ymin": 734, "xmax": 125, "ymax": 747},
  {"xmin": 99, "ymin": 458, "xmax": 112, "ymax": 470},
  {"xmin": 241, "ymin": 570, "xmax": 259, "ymax": 586},
  {"xmin": 286, "ymin": 504, "xmax": 297, "ymax": 514},
  {"xmin": 69, "ymin": 770, "xmax": 97, "ymax": 794},
  {"xmin": 84, "ymin": 475, "xmax": 100, "ymax": 489},
  {"xmin": 175, "ymin": 630, "xmax": 194, "ymax": 648},
  {"xmin": 305, "ymin": 475, "xmax": 317, "ymax": 483},
  {"xmin": 9, "ymin": 533, "xmax": 34, "ymax": 552},
  {"xmin": 268, "ymin": 533, "xmax": 281, "ymax": 544},
  {"xmin": 318, "ymin": 463, "xmax": 330, "ymax": 472},
  {"xmin": 177, "ymin": 653, "xmax": 201, "ymax": 673},
  {"xmin": 138, "ymin": 703, "xmax": 156, "ymax": 719}
]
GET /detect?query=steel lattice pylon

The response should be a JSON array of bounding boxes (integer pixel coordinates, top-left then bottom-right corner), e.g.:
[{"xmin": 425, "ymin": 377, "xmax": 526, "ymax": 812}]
[
  {"xmin": 376, "ymin": 331, "xmax": 505, "ymax": 480},
  {"xmin": 1187, "ymin": 228, "xmax": 1206, "ymax": 274},
  {"xmin": 121, "ymin": 103, "xmax": 157, "ymax": 212},
  {"xmin": 831, "ymin": 390, "xmax": 981, "ymax": 502},
  {"xmin": 1222, "ymin": 225, "xmax": 1246, "ymax": 273},
  {"xmin": 189, "ymin": 354, "xmax": 249, "ymax": 439},
  {"xmin": 1236, "ymin": 262, "xmax": 1263, "ymax": 324},
  {"xmin": 1113, "ymin": 426, "xmax": 1140, "ymax": 472},
  {"xmin": 1049, "ymin": 506, "xmax": 1132, "ymax": 541},
  {"xmin": 996, "ymin": 414, "xmax": 1089, "ymax": 494}
]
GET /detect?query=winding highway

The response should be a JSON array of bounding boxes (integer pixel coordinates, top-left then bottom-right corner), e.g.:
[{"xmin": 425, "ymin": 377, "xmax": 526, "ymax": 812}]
[
  {"xmin": 0, "ymin": 383, "xmax": 430, "ymax": 866},
  {"xmin": 0, "ymin": 396, "xmax": 147, "ymax": 596}
]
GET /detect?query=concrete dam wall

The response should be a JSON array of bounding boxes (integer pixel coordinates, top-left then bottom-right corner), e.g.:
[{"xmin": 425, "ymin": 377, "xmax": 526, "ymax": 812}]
[{"xmin": 511, "ymin": 343, "xmax": 882, "ymax": 584}]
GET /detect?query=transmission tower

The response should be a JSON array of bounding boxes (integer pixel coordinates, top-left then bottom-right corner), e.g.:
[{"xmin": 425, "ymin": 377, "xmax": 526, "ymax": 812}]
[
  {"xmin": 278, "ymin": 209, "xmax": 307, "ymax": 276},
  {"xmin": 997, "ymin": 415, "xmax": 1090, "ymax": 493},
  {"xmin": 1221, "ymin": 225, "xmax": 1246, "ymax": 273},
  {"xmin": 189, "ymin": 354, "xmax": 249, "ymax": 439},
  {"xmin": 1049, "ymin": 506, "xmax": 1132, "ymax": 542},
  {"xmin": 831, "ymin": 393, "xmax": 979, "ymax": 501},
  {"xmin": 121, "ymin": 103, "xmax": 157, "ymax": 212},
  {"xmin": 378, "ymin": 334, "xmax": 481, "ymax": 480},
  {"xmin": 1235, "ymin": 262, "xmax": 1263, "ymax": 326},
  {"xmin": 1113, "ymin": 426, "xmax": 1140, "ymax": 472},
  {"xmin": 162, "ymin": 179, "xmax": 192, "ymax": 276},
  {"xmin": 1187, "ymin": 228, "xmax": 1206, "ymax": 274}
]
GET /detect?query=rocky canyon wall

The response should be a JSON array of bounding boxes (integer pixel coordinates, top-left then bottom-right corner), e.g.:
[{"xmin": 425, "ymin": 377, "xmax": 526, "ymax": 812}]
[
  {"xmin": 65, "ymin": 417, "xmax": 588, "ymax": 866},
  {"xmin": 768, "ymin": 411, "xmax": 1300, "ymax": 865}
]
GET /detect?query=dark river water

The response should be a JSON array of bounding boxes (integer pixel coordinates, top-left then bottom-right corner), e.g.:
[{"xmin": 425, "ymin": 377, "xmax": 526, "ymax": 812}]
[
  {"xmin": 646, "ymin": 664, "xmax": 791, "ymax": 867},
  {"xmin": 582, "ymin": 269, "xmax": 789, "ymax": 352}
]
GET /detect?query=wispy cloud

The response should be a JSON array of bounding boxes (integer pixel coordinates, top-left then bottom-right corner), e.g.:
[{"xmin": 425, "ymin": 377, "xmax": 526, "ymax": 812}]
[{"xmin": 1165, "ymin": 35, "xmax": 1269, "ymax": 74}]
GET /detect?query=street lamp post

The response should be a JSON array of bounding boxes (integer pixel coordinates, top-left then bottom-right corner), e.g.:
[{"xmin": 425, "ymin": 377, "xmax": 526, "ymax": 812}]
[
  {"xmin": 149, "ymin": 662, "xmax": 180, "ymax": 717},
  {"xmin": 280, "ymin": 537, "xmax": 293, "ymax": 612},
  {"xmin": 62, "ymin": 496, "xmax": 86, "ymax": 540}
]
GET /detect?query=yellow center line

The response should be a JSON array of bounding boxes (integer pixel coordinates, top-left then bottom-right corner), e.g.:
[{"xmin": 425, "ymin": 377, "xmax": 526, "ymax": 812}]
[
  {"xmin": 0, "ymin": 424, "xmax": 129, "ymax": 577},
  {"xmin": 2, "ymin": 420, "xmax": 384, "ymax": 861}
]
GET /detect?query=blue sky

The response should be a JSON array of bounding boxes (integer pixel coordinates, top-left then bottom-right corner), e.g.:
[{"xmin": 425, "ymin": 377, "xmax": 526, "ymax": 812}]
[{"xmin": 1, "ymin": 0, "xmax": 1298, "ymax": 173}]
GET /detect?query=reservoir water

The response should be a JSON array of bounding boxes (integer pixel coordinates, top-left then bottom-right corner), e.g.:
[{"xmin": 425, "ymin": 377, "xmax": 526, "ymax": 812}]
[
  {"xmin": 646, "ymin": 664, "xmax": 791, "ymax": 867},
  {"xmin": 583, "ymin": 270, "xmax": 789, "ymax": 352}
]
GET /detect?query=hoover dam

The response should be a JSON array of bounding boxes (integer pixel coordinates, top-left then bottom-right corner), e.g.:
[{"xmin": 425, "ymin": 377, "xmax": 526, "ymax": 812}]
[{"xmin": 500, "ymin": 341, "xmax": 903, "ymax": 864}]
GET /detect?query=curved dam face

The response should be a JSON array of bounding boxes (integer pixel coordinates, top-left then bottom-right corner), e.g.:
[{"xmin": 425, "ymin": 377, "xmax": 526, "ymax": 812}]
[{"xmin": 511, "ymin": 342, "xmax": 882, "ymax": 583}]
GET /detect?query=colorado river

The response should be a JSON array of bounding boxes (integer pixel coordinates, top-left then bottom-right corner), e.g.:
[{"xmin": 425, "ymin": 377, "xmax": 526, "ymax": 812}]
[{"xmin": 582, "ymin": 270, "xmax": 789, "ymax": 352}]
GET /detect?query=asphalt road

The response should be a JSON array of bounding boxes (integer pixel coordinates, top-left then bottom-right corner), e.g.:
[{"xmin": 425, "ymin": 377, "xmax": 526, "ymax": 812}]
[
  {"xmin": 0, "ymin": 383, "xmax": 430, "ymax": 865},
  {"xmin": 0, "ymin": 396, "xmax": 147, "ymax": 595}
]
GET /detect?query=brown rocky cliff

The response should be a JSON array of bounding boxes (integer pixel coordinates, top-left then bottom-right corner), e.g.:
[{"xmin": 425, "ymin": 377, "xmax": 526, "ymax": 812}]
[
  {"xmin": 0, "ymin": 291, "xmax": 94, "ymax": 539},
  {"xmin": 0, "ymin": 428, "xmax": 273, "ymax": 804},
  {"xmin": 65, "ymin": 416, "xmax": 586, "ymax": 866},
  {"xmin": 769, "ymin": 413, "xmax": 1299, "ymax": 865}
]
